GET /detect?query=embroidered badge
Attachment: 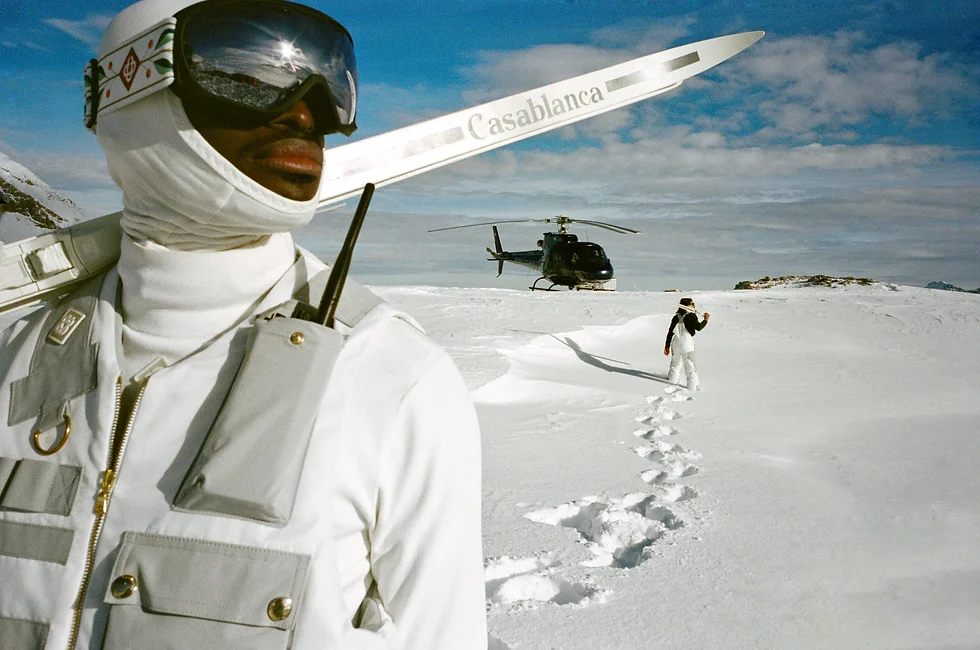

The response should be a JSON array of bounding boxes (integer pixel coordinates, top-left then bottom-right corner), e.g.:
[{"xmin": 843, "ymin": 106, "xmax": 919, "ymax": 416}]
[
  {"xmin": 120, "ymin": 48, "xmax": 140, "ymax": 90},
  {"xmin": 47, "ymin": 308, "xmax": 86, "ymax": 346}
]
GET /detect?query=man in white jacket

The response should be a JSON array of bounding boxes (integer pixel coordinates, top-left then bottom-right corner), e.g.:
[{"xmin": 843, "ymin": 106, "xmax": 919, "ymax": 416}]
[{"xmin": 0, "ymin": 1, "xmax": 487, "ymax": 648}]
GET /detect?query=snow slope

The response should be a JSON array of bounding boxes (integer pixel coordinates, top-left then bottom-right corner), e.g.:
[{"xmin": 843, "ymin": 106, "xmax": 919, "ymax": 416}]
[
  {"xmin": 0, "ymin": 151, "xmax": 85, "ymax": 242},
  {"xmin": 377, "ymin": 283, "xmax": 980, "ymax": 650}
]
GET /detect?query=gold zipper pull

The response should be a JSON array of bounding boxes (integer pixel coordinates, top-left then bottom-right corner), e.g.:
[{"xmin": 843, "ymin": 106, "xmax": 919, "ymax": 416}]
[{"xmin": 94, "ymin": 469, "xmax": 116, "ymax": 516}]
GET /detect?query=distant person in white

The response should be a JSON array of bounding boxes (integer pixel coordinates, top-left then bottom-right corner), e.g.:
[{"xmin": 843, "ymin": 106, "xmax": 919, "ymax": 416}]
[{"xmin": 664, "ymin": 297, "xmax": 710, "ymax": 390}]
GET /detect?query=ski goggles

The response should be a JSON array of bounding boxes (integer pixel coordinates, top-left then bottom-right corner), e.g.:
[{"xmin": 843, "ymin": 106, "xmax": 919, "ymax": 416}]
[{"xmin": 85, "ymin": 0, "xmax": 358, "ymax": 136}]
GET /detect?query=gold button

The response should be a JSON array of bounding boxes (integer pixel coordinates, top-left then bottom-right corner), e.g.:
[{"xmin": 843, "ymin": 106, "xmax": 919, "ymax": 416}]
[
  {"xmin": 289, "ymin": 332, "xmax": 304, "ymax": 345},
  {"xmin": 267, "ymin": 596, "xmax": 293, "ymax": 621},
  {"xmin": 110, "ymin": 575, "xmax": 138, "ymax": 599}
]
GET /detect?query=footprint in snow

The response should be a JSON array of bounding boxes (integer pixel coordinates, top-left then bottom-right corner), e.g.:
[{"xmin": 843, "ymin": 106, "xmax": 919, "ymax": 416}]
[
  {"xmin": 645, "ymin": 395, "xmax": 664, "ymax": 405},
  {"xmin": 664, "ymin": 460, "xmax": 699, "ymax": 478},
  {"xmin": 633, "ymin": 424, "xmax": 678, "ymax": 440},
  {"xmin": 659, "ymin": 484, "xmax": 699, "ymax": 502},
  {"xmin": 524, "ymin": 494, "xmax": 683, "ymax": 569},
  {"xmin": 633, "ymin": 440, "xmax": 701, "ymax": 463},
  {"xmin": 640, "ymin": 469, "xmax": 668, "ymax": 485},
  {"xmin": 484, "ymin": 555, "xmax": 607, "ymax": 607},
  {"xmin": 634, "ymin": 439, "xmax": 701, "ymax": 482},
  {"xmin": 652, "ymin": 424, "xmax": 678, "ymax": 437},
  {"xmin": 635, "ymin": 405, "xmax": 682, "ymax": 424}
]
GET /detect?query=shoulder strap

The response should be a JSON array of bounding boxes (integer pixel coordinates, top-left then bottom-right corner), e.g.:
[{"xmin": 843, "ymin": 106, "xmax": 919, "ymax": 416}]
[{"xmin": 291, "ymin": 269, "xmax": 383, "ymax": 329}]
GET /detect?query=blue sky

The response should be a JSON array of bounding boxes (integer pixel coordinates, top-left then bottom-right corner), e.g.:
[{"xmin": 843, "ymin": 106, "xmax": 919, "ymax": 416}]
[{"xmin": 1, "ymin": 0, "xmax": 978, "ymax": 289}]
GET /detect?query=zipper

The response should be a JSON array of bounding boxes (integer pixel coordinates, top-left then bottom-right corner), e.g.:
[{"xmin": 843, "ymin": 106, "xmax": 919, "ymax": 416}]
[{"xmin": 67, "ymin": 377, "xmax": 147, "ymax": 650}]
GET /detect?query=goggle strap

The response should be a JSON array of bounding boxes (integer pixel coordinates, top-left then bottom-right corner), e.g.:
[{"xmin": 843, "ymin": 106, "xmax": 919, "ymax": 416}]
[
  {"xmin": 83, "ymin": 59, "xmax": 99, "ymax": 132},
  {"xmin": 84, "ymin": 17, "xmax": 177, "ymax": 132}
]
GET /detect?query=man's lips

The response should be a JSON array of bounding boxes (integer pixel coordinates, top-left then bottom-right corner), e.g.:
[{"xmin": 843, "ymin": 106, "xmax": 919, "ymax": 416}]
[{"xmin": 252, "ymin": 138, "xmax": 324, "ymax": 176}]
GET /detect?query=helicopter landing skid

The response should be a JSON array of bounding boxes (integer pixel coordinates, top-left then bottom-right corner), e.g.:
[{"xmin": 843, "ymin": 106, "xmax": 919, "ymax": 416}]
[{"xmin": 530, "ymin": 277, "xmax": 560, "ymax": 291}]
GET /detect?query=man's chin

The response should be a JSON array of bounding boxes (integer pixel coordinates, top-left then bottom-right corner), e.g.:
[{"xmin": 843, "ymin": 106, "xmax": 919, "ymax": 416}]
[
  {"xmin": 260, "ymin": 174, "xmax": 321, "ymax": 201},
  {"xmin": 246, "ymin": 165, "xmax": 322, "ymax": 201}
]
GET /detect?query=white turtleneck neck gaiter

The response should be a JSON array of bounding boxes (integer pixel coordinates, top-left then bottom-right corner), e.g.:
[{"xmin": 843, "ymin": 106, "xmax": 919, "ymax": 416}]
[
  {"xmin": 115, "ymin": 233, "xmax": 296, "ymax": 383},
  {"xmin": 97, "ymin": 91, "xmax": 323, "ymax": 383}
]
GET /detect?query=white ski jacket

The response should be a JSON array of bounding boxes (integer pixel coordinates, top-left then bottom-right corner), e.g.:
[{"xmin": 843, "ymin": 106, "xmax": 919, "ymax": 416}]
[{"xmin": 0, "ymin": 249, "xmax": 487, "ymax": 650}]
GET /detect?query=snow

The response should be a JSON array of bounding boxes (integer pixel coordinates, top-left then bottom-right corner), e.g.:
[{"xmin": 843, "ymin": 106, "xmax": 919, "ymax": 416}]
[
  {"xmin": 0, "ymin": 151, "xmax": 86, "ymax": 242},
  {"xmin": 375, "ymin": 283, "xmax": 980, "ymax": 650}
]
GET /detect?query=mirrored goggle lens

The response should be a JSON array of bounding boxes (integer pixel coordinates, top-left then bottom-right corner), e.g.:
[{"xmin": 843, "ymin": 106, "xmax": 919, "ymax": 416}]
[{"xmin": 179, "ymin": 3, "xmax": 357, "ymax": 125}]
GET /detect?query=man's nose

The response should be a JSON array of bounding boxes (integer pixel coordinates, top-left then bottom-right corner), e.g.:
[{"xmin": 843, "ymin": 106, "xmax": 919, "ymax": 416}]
[{"xmin": 273, "ymin": 99, "xmax": 316, "ymax": 132}]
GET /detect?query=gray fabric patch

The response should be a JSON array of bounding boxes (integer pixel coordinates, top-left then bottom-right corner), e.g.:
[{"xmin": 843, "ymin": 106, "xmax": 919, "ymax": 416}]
[
  {"xmin": 0, "ymin": 456, "xmax": 81, "ymax": 515},
  {"xmin": 8, "ymin": 274, "xmax": 102, "ymax": 431},
  {"xmin": 174, "ymin": 317, "xmax": 343, "ymax": 525},
  {"xmin": 0, "ymin": 520, "xmax": 74, "ymax": 564},
  {"xmin": 8, "ymin": 343, "xmax": 98, "ymax": 430},
  {"xmin": 0, "ymin": 617, "xmax": 49, "ymax": 649},
  {"xmin": 105, "ymin": 532, "xmax": 309, "ymax": 630}
]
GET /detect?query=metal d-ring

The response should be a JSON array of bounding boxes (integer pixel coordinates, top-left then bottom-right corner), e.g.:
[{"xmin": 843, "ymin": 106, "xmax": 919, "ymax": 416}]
[{"xmin": 32, "ymin": 414, "xmax": 71, "ymax": 456}]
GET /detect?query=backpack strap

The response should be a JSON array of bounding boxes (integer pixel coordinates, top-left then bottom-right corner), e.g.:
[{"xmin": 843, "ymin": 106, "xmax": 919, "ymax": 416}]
[
  {"xmin": 256, "ymin": 266, "xmax": 385, "ymax": 331},
  {"xmin": 292, "ymin": 270, "xmax": 384, "ymax": 329}
]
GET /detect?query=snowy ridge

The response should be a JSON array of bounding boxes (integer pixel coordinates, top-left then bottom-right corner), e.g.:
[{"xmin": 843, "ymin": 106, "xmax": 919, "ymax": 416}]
[
  {"xmin": 0, "ymin": 151, "xmax": 85, "ymax": 242},
  {"xmin": 733, "ymin": 274, "xmax": 882, "ymax": 290},
  {"xmin": 925, "ymin": 280, "xmax": 980, "ymax": 294}
]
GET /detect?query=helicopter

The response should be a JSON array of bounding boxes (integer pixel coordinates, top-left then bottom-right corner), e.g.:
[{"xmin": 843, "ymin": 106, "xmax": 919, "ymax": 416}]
[{"xmin": 429, "ymin": 215, "xmax": 640, "ymax": 291}]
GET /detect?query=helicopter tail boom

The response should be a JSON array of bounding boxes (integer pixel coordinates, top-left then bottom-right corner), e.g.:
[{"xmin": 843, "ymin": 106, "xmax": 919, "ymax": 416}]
[{"xmin": 485, "ymin": 226, "xmax": 544, "ymax": 275}]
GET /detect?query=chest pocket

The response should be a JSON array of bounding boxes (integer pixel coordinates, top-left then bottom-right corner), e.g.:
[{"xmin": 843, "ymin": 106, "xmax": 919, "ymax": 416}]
[
  {"xmin": 172, "ymin": 275, "xmax": 383, "ymax": 526},
  {"xmin": 101, "ymin": 532, "xmax": 309, "ymax": 650}
]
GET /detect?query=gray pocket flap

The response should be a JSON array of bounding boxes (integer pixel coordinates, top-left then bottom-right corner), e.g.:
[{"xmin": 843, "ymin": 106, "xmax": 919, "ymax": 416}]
[
  {"xmin": 104, "ymin": 532, "xmax": 310, "ymax": 630},
  {"xmin": 0, "ymin": 456, "xmax": 81, "ymax": 515},
  {"xmin": 174, "ymin": 316, "xmax": 343, "ymax": 526}
]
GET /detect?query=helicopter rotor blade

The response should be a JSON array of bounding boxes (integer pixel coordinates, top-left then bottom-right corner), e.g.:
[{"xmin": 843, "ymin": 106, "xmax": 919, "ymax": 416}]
[
  {"xmin": 429, "ymin": 216, "xmax": 641, "ymax": 234},
  {"xmin": 568, "ymin": 219, "xmax": 642, "ymax": 234},
  {"xmin": 427, "ymin": 219, "xmax": 537, "ymax": 233}
]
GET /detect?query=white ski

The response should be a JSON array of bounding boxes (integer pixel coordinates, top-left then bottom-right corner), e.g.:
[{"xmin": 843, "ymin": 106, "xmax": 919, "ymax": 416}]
[
  {"xmin": 0, "ymin": 31, "xmax": 762, "ymax": 313},
  {"xmin": 317, "ymin": 31, "xmax": 763, "ymax": 205}
]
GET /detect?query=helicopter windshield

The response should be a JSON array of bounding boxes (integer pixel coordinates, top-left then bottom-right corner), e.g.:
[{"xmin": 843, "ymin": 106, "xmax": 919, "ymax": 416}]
[{"xmin": 561, "ymin": 244, "xmax": 609, "ymax": 270}]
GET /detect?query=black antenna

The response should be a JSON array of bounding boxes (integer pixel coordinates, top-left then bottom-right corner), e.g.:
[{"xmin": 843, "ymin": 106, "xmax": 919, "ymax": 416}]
[{"xmin": 316, "ymin": 183, "xmax": 375, "ymax": 327}]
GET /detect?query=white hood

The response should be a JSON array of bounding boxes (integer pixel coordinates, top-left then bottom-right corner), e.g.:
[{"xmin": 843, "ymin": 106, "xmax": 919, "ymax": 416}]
[
  {"xmin": 98, "ymin": 87, "xmax": 322, "ymax": 250},
  {"xmin": 95, "ymin": 0, "xmax": 323, "ymax": 250}
]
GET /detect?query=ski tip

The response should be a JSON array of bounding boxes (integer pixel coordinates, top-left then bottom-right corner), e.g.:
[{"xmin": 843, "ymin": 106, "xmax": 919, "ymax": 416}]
[
  {"xmin": 729, "ymin": 30, "xmax": 766, "ymax": 50},
  {"xmin": 715, "ymin": 30, "xmax": 766, "ymax": 59}
]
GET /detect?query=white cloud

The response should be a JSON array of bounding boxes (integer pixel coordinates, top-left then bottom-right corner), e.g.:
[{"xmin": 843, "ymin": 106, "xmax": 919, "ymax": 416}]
[
  {"xmin": 726, "ymin": 32, "xmax": 980, "ymax": 138},
  {"xmin": 419, "ymin": 138, "xmax": 953, "ymax": 192},
  {"xmin": 460, "ymin": 45, "xmax": 632, "ymax": 104},
  {"xmin": 42, "ymin": 15, "xmax": 113, "ymax": 47},
  {"xmin": 451, "ymin": 28, "xmax": 979, "ymax": 147},
  {"xmin": 23, "ymin": 41, "xmax": 52, "ymax": 52},
  {"xmin": 590, "ymin": 15, "xmax": 698, "ymax": 54}
]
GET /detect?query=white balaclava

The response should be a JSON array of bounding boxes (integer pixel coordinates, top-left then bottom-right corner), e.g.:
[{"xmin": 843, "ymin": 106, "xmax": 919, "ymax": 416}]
[{"xmin": 95, "ymin": 0, "xmax": 326, "ymax": 382}]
